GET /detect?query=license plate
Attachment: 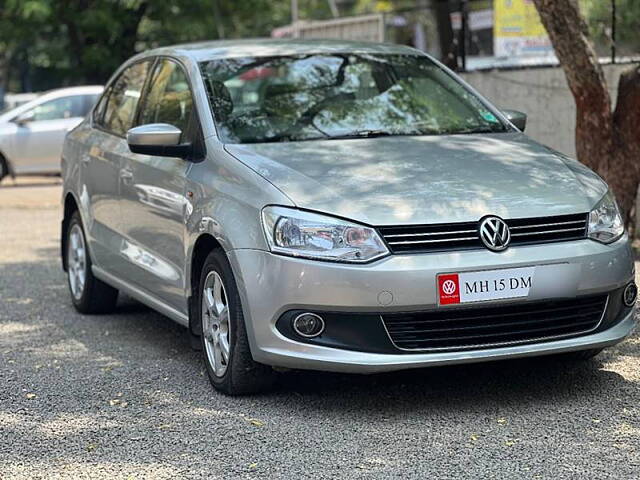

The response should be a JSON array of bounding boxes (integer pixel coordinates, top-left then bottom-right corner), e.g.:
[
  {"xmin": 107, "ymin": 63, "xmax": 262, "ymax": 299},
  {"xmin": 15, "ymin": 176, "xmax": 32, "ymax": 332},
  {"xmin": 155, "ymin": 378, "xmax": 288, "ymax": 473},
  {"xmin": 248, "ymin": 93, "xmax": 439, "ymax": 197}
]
[{"xmin": 438, "ymin": 266, "xmax": 535, "ymax": 305}]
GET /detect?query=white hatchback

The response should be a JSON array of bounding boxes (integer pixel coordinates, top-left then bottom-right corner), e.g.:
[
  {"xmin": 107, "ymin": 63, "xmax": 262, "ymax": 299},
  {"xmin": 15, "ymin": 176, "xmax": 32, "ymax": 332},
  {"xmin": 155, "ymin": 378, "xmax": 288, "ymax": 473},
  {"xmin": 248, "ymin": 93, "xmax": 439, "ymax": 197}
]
[{"xmin": 0, "ymin": 86, "xmax": 103, "ymax": 180}]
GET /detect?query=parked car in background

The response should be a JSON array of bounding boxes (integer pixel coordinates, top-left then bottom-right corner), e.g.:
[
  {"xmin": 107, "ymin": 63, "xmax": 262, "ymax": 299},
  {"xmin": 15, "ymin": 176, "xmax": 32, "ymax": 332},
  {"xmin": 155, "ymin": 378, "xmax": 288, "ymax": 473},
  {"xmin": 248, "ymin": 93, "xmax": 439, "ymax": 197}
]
[
  {"xmin": 0, "ymin": 92, "xmax": 40, "ymax": 113},
  {"xmin": 0, "ymin": 86, "xmax": 103, "ymax": 180},
  {"xmin": 61, "ymin": 40, "xmax": 636, "ymax": 395}
]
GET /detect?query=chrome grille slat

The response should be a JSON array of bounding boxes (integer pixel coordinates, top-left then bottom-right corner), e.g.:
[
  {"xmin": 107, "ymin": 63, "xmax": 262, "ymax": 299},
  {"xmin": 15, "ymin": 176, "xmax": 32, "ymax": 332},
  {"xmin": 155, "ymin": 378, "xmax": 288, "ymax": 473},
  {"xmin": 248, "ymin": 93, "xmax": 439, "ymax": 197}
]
[
  {"xmin": 387, "ymin": 236, "xmax": 478, "ymax": 245},
  {"xmin": 384, "ymin": 229, "xmax": 477, "ymax": 238},
  {"xmin": 511, "ymin": 227, "xmax": 585, "ymax": 237},
  {"xmin": 510, "ymin": 220, "xmax": 585, "ymax": 230},
  {"xmin": 378, "ymin": 213, "xmax": 588, "ymax": 253}
]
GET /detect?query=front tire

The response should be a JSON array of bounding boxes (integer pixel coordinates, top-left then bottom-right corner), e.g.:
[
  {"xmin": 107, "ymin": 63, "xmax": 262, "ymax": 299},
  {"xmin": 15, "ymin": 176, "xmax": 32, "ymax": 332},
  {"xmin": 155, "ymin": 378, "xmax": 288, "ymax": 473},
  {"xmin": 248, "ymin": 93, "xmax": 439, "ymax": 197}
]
[
  {"xmin": 198, "ymin": 249, "xmax": 276, "ymax": 395},
  {"xmin": 65, "ymin": 211, "xmax": 118, "ymax": 314}
]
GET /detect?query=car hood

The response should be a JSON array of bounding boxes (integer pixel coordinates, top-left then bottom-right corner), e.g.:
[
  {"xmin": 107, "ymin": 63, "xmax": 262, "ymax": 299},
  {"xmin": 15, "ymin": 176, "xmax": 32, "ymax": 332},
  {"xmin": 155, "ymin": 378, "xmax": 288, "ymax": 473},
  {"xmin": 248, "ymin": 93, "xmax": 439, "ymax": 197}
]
[{"xmin": 225, "ymin": 133, "xmax": 607, "ymax": 226}]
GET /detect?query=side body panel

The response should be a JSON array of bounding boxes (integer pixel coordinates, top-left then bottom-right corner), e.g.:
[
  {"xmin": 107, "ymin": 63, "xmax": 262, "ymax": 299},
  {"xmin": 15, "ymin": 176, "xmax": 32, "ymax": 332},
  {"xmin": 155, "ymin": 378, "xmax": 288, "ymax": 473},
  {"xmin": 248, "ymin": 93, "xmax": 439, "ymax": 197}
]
[
  {"xmin": 81, "ymin": 129, "xmax": 128, "ymax": 268},
  {"xmin": 10, "ymin": 117, "xmax": 83, "ymax": 173},
  {"xmin": 118, "ymin": 153, "xmax": 190, "ymax": 312},
  {"xmin": 184, "ymin": 138, "xmax": 295, "ymax": 295}
]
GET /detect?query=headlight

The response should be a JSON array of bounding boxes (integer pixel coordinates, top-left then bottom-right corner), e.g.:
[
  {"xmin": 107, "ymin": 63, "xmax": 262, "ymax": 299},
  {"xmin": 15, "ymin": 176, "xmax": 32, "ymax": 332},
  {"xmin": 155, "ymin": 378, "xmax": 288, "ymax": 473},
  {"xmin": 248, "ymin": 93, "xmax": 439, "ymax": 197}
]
[
  {"xmin": 588, "ymin": 191, "xmax": 624, "ymax": 244},
  {"xmin": 261, "ymin": 206, "xmax": 389, "ymax": 263}
]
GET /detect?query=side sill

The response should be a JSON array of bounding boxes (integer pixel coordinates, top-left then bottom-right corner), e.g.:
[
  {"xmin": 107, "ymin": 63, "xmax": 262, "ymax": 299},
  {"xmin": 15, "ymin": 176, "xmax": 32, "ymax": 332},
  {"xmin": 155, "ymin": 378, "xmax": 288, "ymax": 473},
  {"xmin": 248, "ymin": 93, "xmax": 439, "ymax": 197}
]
[{"xmin": 92, "ymin": 266, "xmax": 189, "ymax": 327}]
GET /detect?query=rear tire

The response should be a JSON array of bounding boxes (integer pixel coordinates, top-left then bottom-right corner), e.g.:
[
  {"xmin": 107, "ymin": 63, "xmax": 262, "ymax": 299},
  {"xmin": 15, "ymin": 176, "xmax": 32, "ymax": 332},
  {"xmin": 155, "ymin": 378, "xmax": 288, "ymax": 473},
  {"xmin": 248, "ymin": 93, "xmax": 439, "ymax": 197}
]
[
  {"xmin": 0, "ymin": 156, "xmax": 8, "ymax": 182},
  {"xmin": 65, "ymin": 211, "xmax": 118, "ymax": 314},
  {"xmin": 198, "ymin": 249, "xmax": 276, "ymax": 395}
]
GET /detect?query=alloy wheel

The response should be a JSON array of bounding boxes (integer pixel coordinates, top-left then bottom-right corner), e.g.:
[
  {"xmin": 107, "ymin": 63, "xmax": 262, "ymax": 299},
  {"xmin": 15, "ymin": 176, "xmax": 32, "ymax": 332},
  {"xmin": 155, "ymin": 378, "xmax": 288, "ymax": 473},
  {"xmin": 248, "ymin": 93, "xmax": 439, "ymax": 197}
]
[
  {"xmin": 202, "ymin": 271, "xmax": 231, "ymax": 377},
  {"xmin": 67, "ymin": 224, "xmax": 87, "ymax": 300}
]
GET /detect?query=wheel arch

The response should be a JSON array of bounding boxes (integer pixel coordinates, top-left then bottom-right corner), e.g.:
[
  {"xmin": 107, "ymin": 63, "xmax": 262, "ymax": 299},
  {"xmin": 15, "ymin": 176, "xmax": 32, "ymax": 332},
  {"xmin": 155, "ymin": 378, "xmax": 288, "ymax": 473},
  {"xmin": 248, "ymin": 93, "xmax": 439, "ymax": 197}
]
[
  {"xmin": 0, "ymin": 149, "xmax": 13, "ymax": 180},
  {"xmin": 188, "ymin": 233, "xmax": 224, "ymax": 336},
  {"xmin": 61, "ymin": 192, "xmax": 81, "ymax": 271}
]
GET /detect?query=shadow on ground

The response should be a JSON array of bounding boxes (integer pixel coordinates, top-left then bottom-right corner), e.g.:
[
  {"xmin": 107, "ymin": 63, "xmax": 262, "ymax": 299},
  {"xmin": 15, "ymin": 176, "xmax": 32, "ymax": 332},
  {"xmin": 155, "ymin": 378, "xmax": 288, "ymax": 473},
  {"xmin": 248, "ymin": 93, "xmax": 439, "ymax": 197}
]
[{"xmin": 1, "ymin": 255, "xmax": 639, "ymax": 478}]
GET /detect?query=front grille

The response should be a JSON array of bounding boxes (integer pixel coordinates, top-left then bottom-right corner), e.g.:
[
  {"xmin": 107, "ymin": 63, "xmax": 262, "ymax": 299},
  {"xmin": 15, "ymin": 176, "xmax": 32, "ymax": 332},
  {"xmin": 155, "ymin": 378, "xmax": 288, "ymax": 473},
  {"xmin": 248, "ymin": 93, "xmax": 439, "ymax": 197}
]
[
  {"xmin": 379, "ymin": 213, "xmax": 588, "ymax": 254},
  {"xmin": 382, "ymin": 295, "xmax": 607, "ymax": 351}
]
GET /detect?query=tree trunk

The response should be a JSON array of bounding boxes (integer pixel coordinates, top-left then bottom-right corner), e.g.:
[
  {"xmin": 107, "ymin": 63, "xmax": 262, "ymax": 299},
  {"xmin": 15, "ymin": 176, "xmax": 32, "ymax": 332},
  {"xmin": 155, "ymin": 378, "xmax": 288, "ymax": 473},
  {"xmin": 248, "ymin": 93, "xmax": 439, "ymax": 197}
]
[
  {"xmin": 434, "ymin": 0, "xmax": 457, "ymax": 69},
  {"xmin": 532, "ymin": 0, "xmax": 640, "ymax": 221}
]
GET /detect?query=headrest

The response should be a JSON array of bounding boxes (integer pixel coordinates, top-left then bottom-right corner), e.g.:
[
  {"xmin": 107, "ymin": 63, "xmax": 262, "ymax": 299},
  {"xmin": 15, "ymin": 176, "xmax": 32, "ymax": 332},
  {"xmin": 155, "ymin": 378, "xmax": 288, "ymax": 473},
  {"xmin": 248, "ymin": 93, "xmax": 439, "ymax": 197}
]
[{"xmin": 209, "ymin": 80, "xmax": 233, "ymax": 119}]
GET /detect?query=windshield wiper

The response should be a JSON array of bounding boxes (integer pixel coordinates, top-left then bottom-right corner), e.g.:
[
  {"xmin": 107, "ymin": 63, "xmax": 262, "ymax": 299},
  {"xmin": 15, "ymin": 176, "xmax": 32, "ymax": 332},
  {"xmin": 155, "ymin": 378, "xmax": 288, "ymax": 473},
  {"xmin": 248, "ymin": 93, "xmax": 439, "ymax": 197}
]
[
  {"xmin": 446, "ymin": 126, "xmax": 502, "ymax": 135},
  {"xmin": 326, "ymin": 129, "xmax": 399, "ymax": 140}
]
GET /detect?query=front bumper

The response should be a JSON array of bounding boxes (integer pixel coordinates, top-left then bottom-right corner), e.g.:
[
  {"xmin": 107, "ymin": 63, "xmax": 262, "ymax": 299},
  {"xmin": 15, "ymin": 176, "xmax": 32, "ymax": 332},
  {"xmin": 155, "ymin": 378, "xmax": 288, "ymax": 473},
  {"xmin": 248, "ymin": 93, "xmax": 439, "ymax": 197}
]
[{"xmin": 229, "ymin": 236, "xmax": 636, "ymax": 373}]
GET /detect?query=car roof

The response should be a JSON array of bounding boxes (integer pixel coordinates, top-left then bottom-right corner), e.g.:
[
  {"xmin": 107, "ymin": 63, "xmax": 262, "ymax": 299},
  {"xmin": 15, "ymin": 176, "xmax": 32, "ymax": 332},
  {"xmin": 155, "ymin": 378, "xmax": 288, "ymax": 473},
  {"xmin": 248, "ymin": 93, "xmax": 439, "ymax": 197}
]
[
  {"xmin": 39, "ymin": 85, "xmax": 104, "ymax": 98},
  {"xmin": 134, "ymin": 38, "xmax": 423, "ymax": 63}
]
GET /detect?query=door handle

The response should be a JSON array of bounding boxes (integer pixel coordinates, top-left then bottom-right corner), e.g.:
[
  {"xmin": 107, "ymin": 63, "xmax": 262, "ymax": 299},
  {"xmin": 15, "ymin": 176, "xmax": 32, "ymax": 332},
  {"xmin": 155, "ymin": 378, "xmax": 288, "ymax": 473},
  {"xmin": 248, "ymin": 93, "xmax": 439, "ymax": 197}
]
[{"xmin": 119, "ymin": 168, "xmax": 134, "ymax": 182}]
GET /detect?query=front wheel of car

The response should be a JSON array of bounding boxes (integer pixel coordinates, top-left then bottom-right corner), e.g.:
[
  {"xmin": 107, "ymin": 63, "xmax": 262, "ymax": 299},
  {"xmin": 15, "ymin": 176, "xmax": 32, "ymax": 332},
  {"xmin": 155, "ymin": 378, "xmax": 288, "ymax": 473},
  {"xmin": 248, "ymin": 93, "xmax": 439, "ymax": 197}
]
[
  {"xmin": 66, "ymin": 211, "xmax": 119, "ymax": 314},
  {"xmin": 199, "ymin": 250, "xmax": 276, "ymax": 395}
]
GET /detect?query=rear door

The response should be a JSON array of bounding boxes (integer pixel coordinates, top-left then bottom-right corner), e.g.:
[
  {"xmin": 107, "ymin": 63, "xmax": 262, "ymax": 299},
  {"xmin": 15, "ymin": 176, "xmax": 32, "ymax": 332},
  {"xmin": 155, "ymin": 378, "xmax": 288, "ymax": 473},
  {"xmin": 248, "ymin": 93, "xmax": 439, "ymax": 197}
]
[
  {"xmin": 82, "ymin": 60, "xmax": 152, "ymax": 269},
  {"xmin": 117, "ymin": 58, "xmax": 198, "ymax": 312},
  {"xmin": 10, "ymin": 95, "xmax": 89, "ymax": 173}
]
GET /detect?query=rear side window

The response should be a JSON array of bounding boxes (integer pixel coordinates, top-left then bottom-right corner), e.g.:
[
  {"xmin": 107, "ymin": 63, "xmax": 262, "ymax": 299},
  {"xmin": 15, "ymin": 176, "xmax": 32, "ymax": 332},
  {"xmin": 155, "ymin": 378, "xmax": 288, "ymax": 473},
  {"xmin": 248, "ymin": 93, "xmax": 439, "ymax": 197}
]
[
  {"xmin": 102, "ymin": 61, "xmax": 150, "ymax": 136},
  {"xmin": 139, "ymin": 59, "xmax": 194, "ymax": 134}
]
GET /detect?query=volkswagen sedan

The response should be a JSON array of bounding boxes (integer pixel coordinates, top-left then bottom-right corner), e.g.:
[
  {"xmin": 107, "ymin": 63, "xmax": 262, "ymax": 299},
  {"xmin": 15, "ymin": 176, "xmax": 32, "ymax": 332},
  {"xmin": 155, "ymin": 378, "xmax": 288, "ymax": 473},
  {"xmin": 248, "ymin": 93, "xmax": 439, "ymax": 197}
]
[{"xmin": 61, "ymin": 40, "xmax": 636, "ymax": 394}]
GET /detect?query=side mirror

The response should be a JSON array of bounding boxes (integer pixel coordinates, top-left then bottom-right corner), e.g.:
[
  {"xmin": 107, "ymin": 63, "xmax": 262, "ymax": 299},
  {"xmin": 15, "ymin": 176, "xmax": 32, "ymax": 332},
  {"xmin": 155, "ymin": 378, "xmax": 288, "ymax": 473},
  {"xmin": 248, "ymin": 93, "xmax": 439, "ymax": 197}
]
[
  {"xmin": 126, "ymin": 123, "xmax": 192, "ymax": 158},
  {"xmin": 502, "ymin": 109, "xmax": 527, "ymax": 132},
  {"xmin": 14, "ymin": 110, "xmax": 35, "ymax": 126}
]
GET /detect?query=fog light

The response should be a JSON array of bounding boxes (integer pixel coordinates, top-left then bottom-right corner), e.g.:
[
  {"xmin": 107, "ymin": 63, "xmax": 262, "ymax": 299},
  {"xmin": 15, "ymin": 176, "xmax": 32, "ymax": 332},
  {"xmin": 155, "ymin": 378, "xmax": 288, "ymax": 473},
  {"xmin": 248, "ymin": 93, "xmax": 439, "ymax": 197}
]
[
  {"xmin": 623, "ymin": 283, "xmax": 637, "ymax": 307},
  {"xmin": 292, "ymin": 313, "xmax": 325, "ymax": 338}
]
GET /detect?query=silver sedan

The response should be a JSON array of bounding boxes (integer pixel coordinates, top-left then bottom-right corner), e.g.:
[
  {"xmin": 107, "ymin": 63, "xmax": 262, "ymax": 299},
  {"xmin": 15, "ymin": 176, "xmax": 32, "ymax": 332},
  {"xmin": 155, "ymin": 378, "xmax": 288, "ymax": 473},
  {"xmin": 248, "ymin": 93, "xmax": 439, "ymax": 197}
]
[
  {"xmin": 0, "ymin": 86, "xmax": 103, "ymax": 180},
  {"xmin": 60, "ymin": 40, "xmax": 636, "ymax": 395}
]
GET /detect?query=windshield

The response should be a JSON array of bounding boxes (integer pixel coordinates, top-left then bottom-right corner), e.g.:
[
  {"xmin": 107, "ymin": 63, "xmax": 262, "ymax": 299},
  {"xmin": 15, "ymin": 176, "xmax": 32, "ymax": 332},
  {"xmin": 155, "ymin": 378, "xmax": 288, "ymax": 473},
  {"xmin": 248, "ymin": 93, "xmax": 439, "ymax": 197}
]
[{"xmin": 200, "ymin": 53, "xmax": 507, "ymax": 144}]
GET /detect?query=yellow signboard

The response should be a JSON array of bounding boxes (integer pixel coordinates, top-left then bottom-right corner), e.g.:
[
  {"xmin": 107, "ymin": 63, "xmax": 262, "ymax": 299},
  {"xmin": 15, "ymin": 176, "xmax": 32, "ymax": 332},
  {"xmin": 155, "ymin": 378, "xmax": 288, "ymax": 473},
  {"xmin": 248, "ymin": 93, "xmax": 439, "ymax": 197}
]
[{"xmin": 494, "ymin": 0, "xmax": 553, "ymax": 57}]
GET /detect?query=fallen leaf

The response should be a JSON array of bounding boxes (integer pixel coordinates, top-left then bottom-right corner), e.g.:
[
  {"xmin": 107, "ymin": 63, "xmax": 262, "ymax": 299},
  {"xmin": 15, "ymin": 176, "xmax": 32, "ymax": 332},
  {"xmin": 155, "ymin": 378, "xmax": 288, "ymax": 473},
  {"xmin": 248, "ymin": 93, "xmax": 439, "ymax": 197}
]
[
  {"xmin": 248, "ymin": 463, "xmax": 258, "ymax": 469},
  {"xmin": 109, "ymin": 399, "xmax": 121, "ymax": 406},
  {"xmin": 25, "ymin": 393, "xmax": 36, "ymax": 399},
  {"xmin": 497, "ymin": 418, "xmax": 507, "ymax": 424},
  {"xmin": 86, "ymin": 443, "xmax": 97, "ymax": 452},
  {"xmin": 247, "ymin": 418, "xmax": 264, "ymax": 427},
  {"xmin": 505, "ymin": 440, "xmax": 515, "ymax": 447},
  {"xmin": 470, "ymin": 434, "xmax": 479, "ymax": 442}
]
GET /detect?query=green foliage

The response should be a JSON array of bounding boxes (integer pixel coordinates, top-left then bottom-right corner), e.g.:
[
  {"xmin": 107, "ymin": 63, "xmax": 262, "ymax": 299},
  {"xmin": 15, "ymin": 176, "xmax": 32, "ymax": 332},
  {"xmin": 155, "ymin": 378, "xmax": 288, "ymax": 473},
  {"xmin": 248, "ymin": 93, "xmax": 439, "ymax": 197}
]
[
  {"xmin": 581, "ymin": 0, "xmax": 640, "ymax": 55},
  {"xmin": 0, "ymin": 0, "xmax": 338, "ymax": 92}
]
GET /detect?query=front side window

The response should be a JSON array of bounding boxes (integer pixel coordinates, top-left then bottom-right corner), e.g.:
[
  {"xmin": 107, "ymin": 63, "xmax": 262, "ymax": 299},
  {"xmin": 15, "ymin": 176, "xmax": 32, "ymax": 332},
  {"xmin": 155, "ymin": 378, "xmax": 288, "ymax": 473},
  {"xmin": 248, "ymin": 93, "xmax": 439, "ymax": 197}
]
[
  {"xmin": 28, "ymin": 96, "xmax": 85, "ymax": 121},
  {"xmin": 102, "ymin": 61, "xmax": 150, "ymax": 136},
  {"xmin": 200, "ymin": 53, "xmax": 507, "ymax": 144},
  {"xmin": 139, "ymin": 59, "xmax": 194, "ymax": 134}
]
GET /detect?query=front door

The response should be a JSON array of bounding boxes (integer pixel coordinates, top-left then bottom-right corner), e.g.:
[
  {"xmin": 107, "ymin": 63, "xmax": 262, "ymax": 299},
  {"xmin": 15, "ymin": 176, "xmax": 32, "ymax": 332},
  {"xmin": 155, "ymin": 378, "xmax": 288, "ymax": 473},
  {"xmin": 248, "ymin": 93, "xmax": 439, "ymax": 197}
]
[{"xmin": 118, "ymin": 58, "xmax": 196, "ymax": 313}]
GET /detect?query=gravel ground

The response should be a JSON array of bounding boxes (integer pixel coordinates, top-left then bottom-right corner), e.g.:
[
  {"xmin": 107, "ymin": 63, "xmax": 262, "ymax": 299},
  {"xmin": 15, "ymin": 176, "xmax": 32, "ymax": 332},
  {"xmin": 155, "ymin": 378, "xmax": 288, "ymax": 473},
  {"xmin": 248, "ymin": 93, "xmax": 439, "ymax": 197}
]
[{"xmin": 1, "ymin": 178, "xmax": 639, "ymax": 479}]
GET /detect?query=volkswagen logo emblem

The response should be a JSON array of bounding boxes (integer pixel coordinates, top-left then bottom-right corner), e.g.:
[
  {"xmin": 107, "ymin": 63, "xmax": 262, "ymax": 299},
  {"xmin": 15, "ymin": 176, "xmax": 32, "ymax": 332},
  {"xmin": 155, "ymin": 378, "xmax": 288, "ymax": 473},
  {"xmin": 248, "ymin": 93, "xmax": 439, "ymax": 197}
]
[
  {"xmin": 479, "ymin": 216, "xmax": 510, "ymax": 251},
  {"xmin": 442, "ymin": 279, "xmax": 457, "ymax": 295}
]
